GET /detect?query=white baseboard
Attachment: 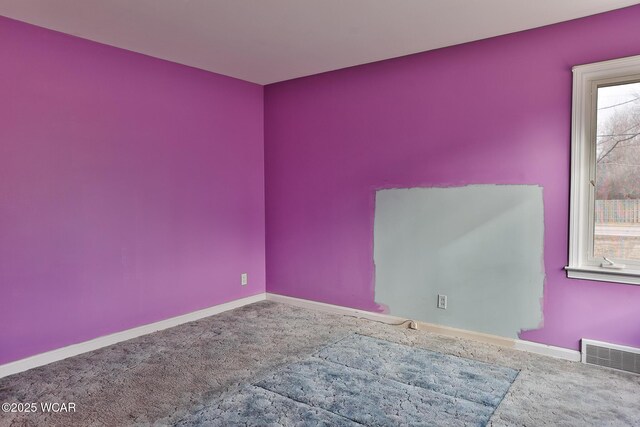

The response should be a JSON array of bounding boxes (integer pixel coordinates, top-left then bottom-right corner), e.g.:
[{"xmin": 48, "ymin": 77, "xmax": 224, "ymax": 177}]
[
  {"xmin": 266, "ymin": 293, "xmax": 581, "ymax": 362},
  {"xmin": 0, "ymin": 293, "xmax": 267, "ymax": 379},
  {"xmin": 514, "ymin": 338, "xmax": 581, "ymax": 362},
  {"xmin": 266, "ymin": 293, "xmax": 410, "ymax": 324},
  {"xmin": 1, "ymin": 290, "xmax": 581, "ymax": 379}
]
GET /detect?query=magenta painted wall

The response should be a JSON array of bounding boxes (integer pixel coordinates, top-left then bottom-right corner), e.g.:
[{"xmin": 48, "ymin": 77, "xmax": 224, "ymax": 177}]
[
  {"xmin": 0, "ymin": 16, "xmax": 265, "ymax": 364},
  {"xmin": 264, "ymin": 6, "xmax": 640, "ymax": 351}
]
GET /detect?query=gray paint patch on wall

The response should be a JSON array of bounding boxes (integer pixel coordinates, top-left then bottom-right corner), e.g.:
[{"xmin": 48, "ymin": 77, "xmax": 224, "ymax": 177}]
[{"xmin": 374, "ymin": 185, "xmax": 544, "ymax": 339}]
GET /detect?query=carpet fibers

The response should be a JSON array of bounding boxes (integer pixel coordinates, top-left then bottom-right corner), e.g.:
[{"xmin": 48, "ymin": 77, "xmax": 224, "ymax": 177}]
[
  {"xmin": 176, "ymin": 334, "xmax": 518, "ymax": 426},
  {"xmin": 1, "ymin": 301, "xmax": 639, "ymax": 426}
]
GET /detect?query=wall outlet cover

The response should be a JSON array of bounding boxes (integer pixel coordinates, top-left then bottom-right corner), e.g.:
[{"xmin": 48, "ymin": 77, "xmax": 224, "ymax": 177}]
[{"xmin": 437, "ymin": 294, "xmax": 448, "ymax": 309}]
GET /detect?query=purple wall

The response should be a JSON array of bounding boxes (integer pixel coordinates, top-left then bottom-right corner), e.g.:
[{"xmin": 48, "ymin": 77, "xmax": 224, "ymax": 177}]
[
  {"xmin": 0, "ymin": 16, "xmax": 265, "ymax": 364},
  {"xmin": 264, "ymin": 6, "xmax": 640, "ymax": 351}
]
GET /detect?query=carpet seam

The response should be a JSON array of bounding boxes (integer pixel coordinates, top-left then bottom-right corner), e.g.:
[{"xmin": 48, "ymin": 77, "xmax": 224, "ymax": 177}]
[
  {"xmin": 486, "ymin": 369, "xmax": 523, "ymax": 425},
  {"xmin": 309, "ymin": 355, "xmax": 498, "ymax": 413},
  {"xmin": 310, "ymin": 333, "xmax": 357, "ymax": 357},
  {"xmin": 323, "ymin": 333, "xmax": 520, "ymax": 404},
  {"xmin": 251, "ymin": 384, "xmax": 368, "ymax": 426},
  {"xmin": 351, "ymin": 332, "xmax": 520, "ymax": 374},
  {"xmin": 184, "ymin": 333, "xmax": 516, "ymax": 425}
]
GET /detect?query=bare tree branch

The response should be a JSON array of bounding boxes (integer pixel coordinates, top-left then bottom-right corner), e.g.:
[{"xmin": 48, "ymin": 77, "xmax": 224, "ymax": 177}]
[
  {"xmin": 596, "ymin": 122, "xmax": 640, "ymax": 146},
  {"xmin": 597, "ymin": 133, "xmax": 640, "ymax": 163}
]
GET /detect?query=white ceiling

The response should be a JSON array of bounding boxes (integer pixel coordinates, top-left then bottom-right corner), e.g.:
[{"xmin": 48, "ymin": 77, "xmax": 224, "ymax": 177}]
[{"xmin": 0, "ymin": 1, "xmax": 638, "ymax": 85}]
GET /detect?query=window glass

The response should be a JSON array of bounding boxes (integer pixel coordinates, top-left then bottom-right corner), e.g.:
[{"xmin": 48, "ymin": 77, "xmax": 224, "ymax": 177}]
[{"xmin": 594, "ymin": 81, "xmax": 640, "ymax": 261}]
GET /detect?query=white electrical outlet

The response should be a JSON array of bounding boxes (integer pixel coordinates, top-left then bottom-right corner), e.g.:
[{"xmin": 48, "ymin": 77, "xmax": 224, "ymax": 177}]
[
  {"xmin": 437, "ymin": 294, "xmax": 447, "ymax": 309},
  {"xmin": 241, "ymin": 273, "xmax": 248, "ymax": 286}
]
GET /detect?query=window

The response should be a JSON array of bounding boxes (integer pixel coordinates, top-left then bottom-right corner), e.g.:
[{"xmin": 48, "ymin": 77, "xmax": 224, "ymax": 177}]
[{"xmin": 567, "ymin": 55, "xmax": 640, "ymax": 285}]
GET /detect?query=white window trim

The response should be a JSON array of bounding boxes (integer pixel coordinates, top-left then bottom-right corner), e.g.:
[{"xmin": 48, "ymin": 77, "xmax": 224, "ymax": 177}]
[{"xmin": 566, "ymin": 54, "xmax": 640, "ymax": 285}]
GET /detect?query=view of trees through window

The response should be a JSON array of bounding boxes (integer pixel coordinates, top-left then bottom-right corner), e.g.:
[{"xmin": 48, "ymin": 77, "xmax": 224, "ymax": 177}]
[{"xmin": 594, "ymin": 81, "xmax": 640, "ymax": 261}]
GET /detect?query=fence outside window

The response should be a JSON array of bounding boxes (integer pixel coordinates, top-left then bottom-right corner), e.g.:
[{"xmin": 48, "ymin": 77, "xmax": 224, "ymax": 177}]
[{"xmin": 595, "ymin": 200, "xmax": 640, "ymax": 224}]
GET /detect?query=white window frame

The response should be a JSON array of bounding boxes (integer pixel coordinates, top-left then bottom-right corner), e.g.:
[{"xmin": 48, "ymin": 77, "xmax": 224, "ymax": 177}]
[{"xmin": 566, "ymin": 54, "xmax": 640, "ymax": 285}]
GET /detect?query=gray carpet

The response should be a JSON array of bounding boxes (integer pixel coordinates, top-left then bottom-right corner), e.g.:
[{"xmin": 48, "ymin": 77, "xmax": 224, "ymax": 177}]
[
  {"xmin": 176, "ymin": 334, "xmax": 518, "ymax": 426},
  {"xmin": 175, "ymin": 384, "xmax": 360, "ymax": 427},
  {"xmin": 1, "ymin": 301, "xmax": 640, "ymax": 426},
  {"xmin": 315, "ymin": 334, "xmax": 518, "ymax": 407}
]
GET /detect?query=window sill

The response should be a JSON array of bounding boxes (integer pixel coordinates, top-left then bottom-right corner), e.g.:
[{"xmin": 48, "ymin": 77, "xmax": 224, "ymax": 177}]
[{"xmin": 565, "ymin": 266, "xmax": 640, "ymax": 286}]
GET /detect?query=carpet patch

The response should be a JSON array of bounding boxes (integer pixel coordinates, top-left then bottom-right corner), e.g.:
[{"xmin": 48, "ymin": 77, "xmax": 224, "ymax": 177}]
[
  {"xmin": 256, "ymin": 358, "xmax": 496, "ymax": 426},
  {"xmin": 174, "ymin": 384, "xmax": 359, "ymax": 427},
  {"xmin": 316, "ymin": 334, "xmax": 519, "ymax": 407},
  {"xmin": 175, "ymin": 334, "xmax": 518, "ymax": 426}
]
